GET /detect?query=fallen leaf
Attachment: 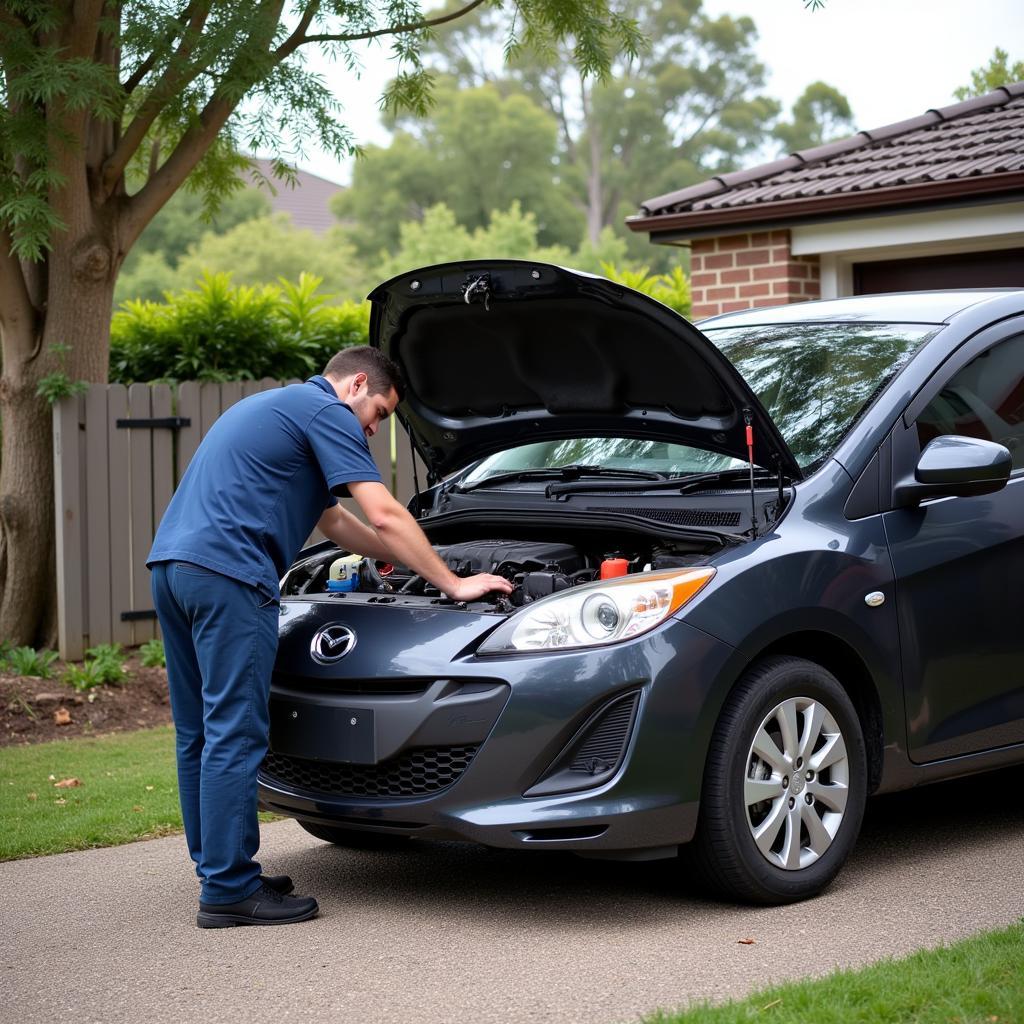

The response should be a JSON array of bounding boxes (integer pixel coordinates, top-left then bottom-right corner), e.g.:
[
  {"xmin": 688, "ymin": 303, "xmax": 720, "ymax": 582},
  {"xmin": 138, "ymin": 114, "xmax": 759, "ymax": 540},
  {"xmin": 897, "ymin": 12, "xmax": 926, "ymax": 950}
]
[
  {"xmin": 53, "ymin": 707, "xmax": 72, "ymax": 726},
  {"xmin": 54, "ymin": 777, "xmax": 81, "ymax": 789},
  {"xmin": 54, "ymin": 798, "xmax": 67, "ymax": 806},
  {"xmin": 132, "ymin": 805, "xmax": 144, "ymax": 813},
  {"xmin": 47, "ymin": 774, "xmax": 56, "ymax": 781},
  {"xmin": 27, "ymin": 792, "xmax": 37, "ymax": 801},
  {"xmin": 145, "ymin": 785, "xmax": 154, "ymax": 791},
  {"xmin": 737, "ymin": 938, "xmax": 756, "ymax": 945}
]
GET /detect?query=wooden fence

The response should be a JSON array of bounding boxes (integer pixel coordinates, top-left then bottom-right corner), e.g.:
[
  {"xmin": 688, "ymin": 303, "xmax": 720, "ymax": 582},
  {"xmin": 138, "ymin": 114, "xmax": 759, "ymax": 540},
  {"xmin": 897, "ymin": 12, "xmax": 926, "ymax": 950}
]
[{"xmin": 52, "ymin": 379, "xmax": 426, "ymax": 659}]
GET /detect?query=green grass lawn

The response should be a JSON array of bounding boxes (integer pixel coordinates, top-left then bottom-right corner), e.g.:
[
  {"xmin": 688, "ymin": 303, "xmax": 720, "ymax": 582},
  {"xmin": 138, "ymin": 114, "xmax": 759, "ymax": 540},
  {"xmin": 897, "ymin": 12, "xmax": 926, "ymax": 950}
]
[
  {"xmin": 646, "ymin": 919, "xmax": 1024, "ymax": 1024},
  {"xmin": 0, "ymin": 726, "xmax": 183, "ymax": 860}
]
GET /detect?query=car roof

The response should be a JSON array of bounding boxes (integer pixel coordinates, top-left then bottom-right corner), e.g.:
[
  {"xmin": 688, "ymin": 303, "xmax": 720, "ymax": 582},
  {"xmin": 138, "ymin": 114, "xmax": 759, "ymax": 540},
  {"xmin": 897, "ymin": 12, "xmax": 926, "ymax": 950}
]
[{"xmin": 699, "ymin": 289, "xmax": 1024, "ymax": 329}]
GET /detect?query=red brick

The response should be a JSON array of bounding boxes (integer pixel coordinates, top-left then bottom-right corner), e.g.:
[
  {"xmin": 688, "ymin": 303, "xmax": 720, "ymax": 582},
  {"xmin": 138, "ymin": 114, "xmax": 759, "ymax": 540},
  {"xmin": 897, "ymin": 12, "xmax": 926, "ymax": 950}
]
[
  {"xmin": 736, "ymin": 248, "xmax": 772, "ymax": 267},
  {"xmin": 690, "ymin": 289, "xmax": 705, "ymax": 304},
  {"xmin": 720, "ymin": 300, "xmax": 750, "ymax": 313},
  {"xmin": 704, "ymin": 252, "xmax": 734, "ymax": 270},
  {"xmin": 691, "ymin": 302, "xmax": 719, "ymax": 319},
  {"xmin": 751, "ymin": 231, "xmax": 772, "ymax": 246},
  {"xmin": 771, "ymin": 246, "xmax": 790, "ymax": 262},
  {"xmin": 690, "ymin": 272, "xmax": 718, "ymax": 287},
  {"xmin": 716, "ymin": 233, "xmax": 752, "ymax": 251},
  {"xmin": 738, "ymin": 282, "xmax": 772, "ymax": 298},
  {"xmin": 753, "ymin": 264, "xmax": 792, "ymax": 281},
  {"xmin": 809, "ymin": 263, "xmax": 821, "ymax": 280},
  {"xmin": 690, "ymin": 255, "xmax": 703, "ymax": 272},
  {"xmin": 770, "ymin": 230, "xmax": 788, "ymax": 244},
  {"xmin": 772, "ymin": 279, "xmax": 801, "ymax": 295},
  {"xmin": 707, "ymin": 285, "xmax": 737, "ymax": 301},
  {"xmin": 790, "ymin": 263, "xmax": 810, "ymax": 279},
  {"xmin": 721, "ymin": 268, "xmax": 751, "ymax": 284},
  {"xmin": 692, "ymin": 239, "xmax": 717, "ymax": 255}
]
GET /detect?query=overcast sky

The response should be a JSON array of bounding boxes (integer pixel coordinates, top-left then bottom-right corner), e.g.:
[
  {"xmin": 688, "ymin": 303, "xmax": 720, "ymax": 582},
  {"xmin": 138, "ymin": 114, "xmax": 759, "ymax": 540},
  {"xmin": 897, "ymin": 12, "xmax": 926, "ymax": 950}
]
[{"xmin": 289, "ymin": 0, "xmax": 1024, "ymax": 185}]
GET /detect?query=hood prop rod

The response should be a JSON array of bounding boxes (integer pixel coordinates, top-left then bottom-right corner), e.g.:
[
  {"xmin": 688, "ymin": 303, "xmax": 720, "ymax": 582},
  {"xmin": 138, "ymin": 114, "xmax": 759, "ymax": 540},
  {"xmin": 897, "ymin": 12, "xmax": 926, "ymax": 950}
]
[
  {"xmin": 744, "ymin": 408, "xmax": 758, "ymax": 539},
  {"xmin": 409, "ymin": 430, "xmax": 423, "ymax": 518}
]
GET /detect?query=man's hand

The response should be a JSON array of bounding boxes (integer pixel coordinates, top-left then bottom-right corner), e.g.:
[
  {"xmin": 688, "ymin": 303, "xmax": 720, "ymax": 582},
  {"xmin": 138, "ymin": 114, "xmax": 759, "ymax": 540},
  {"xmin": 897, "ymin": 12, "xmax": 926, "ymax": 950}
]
[{"xmin": 446, "ymin": 573, "xmax": 514, "ymax": 602}]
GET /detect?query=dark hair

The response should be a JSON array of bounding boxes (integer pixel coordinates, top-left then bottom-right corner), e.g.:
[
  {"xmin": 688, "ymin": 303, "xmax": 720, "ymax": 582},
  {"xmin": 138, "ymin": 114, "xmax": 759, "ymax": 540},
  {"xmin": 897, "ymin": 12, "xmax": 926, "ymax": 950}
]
[{"xmin": 323, "ymin": 346, "xmax": 405, "ymax": 401}]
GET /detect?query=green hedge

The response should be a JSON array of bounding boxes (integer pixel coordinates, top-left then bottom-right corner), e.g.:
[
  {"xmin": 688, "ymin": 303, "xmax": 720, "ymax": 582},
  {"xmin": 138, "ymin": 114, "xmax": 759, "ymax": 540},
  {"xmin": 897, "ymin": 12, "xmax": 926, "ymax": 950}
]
[{"xmin": 109, "ymin": 272, "xmax": 370, "ymax": 384}]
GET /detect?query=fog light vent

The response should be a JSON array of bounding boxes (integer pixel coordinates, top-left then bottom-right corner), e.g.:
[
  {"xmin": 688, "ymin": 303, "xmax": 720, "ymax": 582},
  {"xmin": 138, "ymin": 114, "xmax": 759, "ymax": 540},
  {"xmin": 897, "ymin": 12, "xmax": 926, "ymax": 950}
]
[{"xmin": 525, "ymin": 691, "xmax": 640, "ymax": 798}]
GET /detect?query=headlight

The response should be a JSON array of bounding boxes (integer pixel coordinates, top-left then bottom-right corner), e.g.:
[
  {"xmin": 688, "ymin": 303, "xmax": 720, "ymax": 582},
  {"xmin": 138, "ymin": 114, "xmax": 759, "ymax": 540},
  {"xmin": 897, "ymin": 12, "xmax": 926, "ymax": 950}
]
[{"xmin": 477, "ymin": 567, "xmax": 716, "ymax": 655}]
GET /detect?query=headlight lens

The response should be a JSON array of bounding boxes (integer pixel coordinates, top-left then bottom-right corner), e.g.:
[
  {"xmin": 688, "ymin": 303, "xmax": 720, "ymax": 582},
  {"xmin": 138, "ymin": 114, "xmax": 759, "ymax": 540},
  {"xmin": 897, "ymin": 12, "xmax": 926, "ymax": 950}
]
[{"xmin": 477, "ymin": 567, "xmax": 716, "ymax": 655}]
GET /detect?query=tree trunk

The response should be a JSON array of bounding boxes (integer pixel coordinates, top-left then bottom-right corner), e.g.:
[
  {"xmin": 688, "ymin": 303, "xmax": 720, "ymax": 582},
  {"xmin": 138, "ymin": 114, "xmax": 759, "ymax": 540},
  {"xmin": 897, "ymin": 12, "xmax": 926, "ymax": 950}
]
[{"xmin": 0, "ymin": 235, "xmax": 115, "ymax": 649}]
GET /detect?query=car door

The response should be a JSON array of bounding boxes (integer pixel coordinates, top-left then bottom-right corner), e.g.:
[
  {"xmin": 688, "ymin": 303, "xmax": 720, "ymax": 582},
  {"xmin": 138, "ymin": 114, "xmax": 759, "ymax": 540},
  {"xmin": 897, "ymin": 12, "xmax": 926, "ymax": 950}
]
[{"xmin": 882, "ymin": 324, "xmax": 1024, "ymax": 763}]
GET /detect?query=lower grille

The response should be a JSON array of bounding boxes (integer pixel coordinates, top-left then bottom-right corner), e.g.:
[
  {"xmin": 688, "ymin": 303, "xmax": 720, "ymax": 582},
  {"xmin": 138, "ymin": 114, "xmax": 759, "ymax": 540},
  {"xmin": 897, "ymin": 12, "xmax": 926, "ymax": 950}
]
[{"xmin": 262, "ymin": 745, "xmax": 479, "ymax": 798}]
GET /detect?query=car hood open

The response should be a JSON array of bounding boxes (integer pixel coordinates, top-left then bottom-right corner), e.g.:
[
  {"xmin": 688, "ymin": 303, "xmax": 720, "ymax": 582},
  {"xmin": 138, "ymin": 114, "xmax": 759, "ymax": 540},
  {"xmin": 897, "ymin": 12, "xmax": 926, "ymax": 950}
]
[{"xmin": 368, "ymin": 261, "xmax": 802, "ymax": 481}]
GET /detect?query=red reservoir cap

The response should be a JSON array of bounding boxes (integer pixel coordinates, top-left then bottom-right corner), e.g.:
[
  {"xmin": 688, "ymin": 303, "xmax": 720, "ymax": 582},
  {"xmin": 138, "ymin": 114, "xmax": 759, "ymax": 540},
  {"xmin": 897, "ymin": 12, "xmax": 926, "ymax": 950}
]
[{"xmin": 600, "ymin": 557, "xmax": 629, "ymax": 579}]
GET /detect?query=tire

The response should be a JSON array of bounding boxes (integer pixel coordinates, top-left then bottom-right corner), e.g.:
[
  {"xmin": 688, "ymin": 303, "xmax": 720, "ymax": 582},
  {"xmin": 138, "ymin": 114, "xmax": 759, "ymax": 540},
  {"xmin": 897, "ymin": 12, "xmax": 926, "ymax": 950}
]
[
  {"xmin": 297, "ymin": 820, "xmax": 412, "ymax": 849},
  {"xmin": 689, "ymin": 655, "xmax": 868, "ymax": 905}
]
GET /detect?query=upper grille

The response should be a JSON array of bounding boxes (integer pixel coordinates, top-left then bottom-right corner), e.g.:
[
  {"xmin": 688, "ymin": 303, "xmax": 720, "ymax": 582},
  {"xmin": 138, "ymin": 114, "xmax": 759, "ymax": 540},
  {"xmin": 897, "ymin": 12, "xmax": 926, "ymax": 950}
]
[
  {"xmin": 593, "ymin": 506, "xmax": 741, "ymax": 527},
  {"xmin": 262, "ymin": 745, "xmax": 479, "ymax": 799}
]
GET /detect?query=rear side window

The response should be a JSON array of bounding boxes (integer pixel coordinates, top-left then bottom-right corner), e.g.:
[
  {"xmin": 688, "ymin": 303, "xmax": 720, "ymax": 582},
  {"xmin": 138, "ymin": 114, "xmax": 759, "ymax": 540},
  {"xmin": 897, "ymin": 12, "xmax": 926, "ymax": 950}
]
[{"xmin": 916, "ymin": 333, "xmax": 1024, "ymax": 470}]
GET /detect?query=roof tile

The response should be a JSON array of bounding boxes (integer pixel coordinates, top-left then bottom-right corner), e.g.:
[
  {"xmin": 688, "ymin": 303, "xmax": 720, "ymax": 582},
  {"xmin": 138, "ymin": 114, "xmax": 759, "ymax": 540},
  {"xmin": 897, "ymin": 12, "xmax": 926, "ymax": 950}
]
[{"xmin": 638, "ymin": 88, "xmax": 1024, "ymax": 219}]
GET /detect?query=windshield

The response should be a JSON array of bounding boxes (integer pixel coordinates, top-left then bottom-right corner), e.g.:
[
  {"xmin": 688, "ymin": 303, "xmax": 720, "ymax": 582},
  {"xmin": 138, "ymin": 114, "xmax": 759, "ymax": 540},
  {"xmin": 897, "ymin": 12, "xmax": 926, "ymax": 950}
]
[{"xmin": 461, "ymin": 321, "xmax": 936, "ymax": 482}]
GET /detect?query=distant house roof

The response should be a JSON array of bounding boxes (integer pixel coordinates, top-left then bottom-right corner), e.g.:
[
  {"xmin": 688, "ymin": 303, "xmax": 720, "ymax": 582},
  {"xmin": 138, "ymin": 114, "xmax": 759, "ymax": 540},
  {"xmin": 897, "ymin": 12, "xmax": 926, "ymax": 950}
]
[
  {"xmin": 247, "ymin": 158, "xmax": 345, "ymax": 235},
  {"xmin": 628, "ymin": 83, "xmax": 1024, "ymax": 239}
]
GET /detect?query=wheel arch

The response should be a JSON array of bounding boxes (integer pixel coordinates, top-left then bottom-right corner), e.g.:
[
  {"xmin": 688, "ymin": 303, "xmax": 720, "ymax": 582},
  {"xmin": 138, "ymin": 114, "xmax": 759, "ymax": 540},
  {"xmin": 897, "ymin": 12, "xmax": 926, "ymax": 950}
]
[{"xmin": 732, "ymin": 631, "xmax": 886, "ymax": 795}]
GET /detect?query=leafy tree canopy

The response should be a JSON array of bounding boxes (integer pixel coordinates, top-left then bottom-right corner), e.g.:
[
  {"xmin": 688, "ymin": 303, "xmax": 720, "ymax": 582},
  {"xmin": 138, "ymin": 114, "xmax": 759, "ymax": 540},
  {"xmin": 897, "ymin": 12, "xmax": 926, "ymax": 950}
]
[
  {"xmin": 773, "ymin": 81, "xmax": 856, "ymax": 154},
  {"xmin": 954, "ymin": 48, "xmax": 1024, "ymax": 100}
]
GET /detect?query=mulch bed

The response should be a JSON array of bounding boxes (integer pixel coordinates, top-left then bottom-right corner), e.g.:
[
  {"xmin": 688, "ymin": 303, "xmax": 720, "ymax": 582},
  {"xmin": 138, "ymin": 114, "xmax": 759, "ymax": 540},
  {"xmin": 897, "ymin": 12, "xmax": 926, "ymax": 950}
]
[{"xmin": 1, "ymin": 655, "xmax": 172, "ymax": 747}]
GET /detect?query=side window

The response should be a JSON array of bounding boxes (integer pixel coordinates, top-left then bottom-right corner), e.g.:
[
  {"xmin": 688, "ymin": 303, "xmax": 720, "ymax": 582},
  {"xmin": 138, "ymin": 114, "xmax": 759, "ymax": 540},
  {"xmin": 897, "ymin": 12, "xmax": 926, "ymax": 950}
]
[{"xmin": 916, "ymin": 333, "xmax": 1024, "ymax": 471}]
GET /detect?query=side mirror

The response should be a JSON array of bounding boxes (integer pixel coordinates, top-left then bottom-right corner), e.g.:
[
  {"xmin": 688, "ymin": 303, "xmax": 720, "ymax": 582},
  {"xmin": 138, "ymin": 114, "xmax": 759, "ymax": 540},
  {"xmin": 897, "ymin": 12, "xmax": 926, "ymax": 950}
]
[{"xmin": 893, "ymin": 435, "xmax": 1012, "ymax": 508}]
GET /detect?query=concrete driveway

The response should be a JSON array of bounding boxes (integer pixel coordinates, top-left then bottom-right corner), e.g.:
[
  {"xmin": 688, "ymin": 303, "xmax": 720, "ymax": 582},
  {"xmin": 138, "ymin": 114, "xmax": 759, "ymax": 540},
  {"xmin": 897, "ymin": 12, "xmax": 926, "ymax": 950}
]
[{"xmin": 4, "ymin": 766, "xmax": 1023, "ymax": 1024}]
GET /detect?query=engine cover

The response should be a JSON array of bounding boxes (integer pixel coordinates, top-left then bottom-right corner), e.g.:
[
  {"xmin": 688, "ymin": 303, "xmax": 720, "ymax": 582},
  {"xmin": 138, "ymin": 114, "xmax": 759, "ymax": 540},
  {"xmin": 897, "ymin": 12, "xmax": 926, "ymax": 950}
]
[{"xmin": 435, "ymin": 540, "xmax": 584, "ymax": 577}]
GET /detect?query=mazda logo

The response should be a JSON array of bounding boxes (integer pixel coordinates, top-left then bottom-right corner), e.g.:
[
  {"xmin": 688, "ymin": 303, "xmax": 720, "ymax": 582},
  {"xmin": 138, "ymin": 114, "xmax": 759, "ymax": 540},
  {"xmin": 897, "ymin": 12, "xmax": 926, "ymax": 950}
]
[{"xmin": 310, "ymin": 624, "xmax": 357, "ymax": 664}]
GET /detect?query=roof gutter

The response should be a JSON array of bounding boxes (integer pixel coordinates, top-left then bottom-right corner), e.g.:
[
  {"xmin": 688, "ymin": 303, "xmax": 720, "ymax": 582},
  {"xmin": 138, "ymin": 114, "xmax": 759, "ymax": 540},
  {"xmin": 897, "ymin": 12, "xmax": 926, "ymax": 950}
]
[{"xmin": 625, "ymin": 173, "xmax": 1024, "ymax": 240}]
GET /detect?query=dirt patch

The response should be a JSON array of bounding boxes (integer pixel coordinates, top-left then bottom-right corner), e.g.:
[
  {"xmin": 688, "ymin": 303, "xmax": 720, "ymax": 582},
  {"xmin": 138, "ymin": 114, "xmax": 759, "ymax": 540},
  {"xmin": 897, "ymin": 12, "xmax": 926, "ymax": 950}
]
[{"xmin": 1, "ymin": 655, "xmax": 172, "ymax": 747}]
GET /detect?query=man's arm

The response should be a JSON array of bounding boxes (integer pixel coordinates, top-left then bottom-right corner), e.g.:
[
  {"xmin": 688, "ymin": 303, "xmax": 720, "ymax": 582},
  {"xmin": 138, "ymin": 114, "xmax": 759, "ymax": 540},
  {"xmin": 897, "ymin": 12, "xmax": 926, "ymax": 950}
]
[
  {"xmin": 316, "ymin": 503, "xmax": 395, "ymax": 562},
  {"xmin": 347, "ymin": 481, "xmax": 512, "ymax": 602}
]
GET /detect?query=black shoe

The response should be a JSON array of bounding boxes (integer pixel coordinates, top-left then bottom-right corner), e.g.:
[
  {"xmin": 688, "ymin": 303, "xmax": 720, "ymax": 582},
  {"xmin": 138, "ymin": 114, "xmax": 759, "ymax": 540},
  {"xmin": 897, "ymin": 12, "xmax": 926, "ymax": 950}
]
[
  {"xmin": 196, "ymin": 883, "xmax": 318, "ymax": 928},
  {"xmin": 259, "ymin": 873, "xmax": 295, "ymax": 896}
]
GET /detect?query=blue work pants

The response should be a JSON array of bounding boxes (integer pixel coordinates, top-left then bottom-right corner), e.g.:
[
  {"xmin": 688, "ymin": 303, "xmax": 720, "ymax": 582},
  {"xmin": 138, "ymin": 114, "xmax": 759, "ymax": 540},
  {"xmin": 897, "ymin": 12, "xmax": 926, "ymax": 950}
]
[{"xmin": 150, "ymin": 561, "xmax": 279, "ymax": 904}]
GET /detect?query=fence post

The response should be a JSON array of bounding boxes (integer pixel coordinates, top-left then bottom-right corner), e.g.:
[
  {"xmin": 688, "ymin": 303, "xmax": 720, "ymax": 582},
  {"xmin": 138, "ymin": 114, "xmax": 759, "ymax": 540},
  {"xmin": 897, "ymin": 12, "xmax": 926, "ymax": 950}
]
[{"xmin": 53, "ymin": 393, "xmax": 86, "ymax": 660}]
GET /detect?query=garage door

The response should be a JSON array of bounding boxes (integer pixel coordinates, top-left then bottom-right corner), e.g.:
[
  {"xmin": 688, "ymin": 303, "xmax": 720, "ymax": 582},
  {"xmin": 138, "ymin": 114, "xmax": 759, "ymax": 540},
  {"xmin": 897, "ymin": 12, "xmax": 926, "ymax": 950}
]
[{"xmin": 854, "ymin": 248, "xmax": 1024, "ymax": 293}]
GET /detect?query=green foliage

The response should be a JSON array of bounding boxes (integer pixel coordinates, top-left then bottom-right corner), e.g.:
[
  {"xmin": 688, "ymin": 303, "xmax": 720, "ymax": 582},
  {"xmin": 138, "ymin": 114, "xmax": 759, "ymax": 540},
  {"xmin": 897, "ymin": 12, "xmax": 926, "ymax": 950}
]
[
  {"xmin": 4, "ymin": 646, "xmax": 58, "ymax": 679},
  {"xmin": 35, "ymin": 371, "xmax": 88, "ymax": 405},
  {"xmin": 63, "ymin": 643, "xmax": 128, "ymax": 691},
  {"xmin": 600, "ymin": 262, "xmax": 691, "ymax": 316},
  {"xmin": 774, "ymin": 81, "xmax": 856, "ymax": 153},
  {"xmin": 139, "ymin": 639, "xmax": 166, "ymax": 669},
  {"xmin": 110, "ymin": 272, "xmax": 370, "ymax": 384},
  {"xmin": 335, "ymin": 82, "xmax": 584, "ymax": 257},
  {"xmin": 954, "ymin": 48, "xmax": 1024, "ymax": 100}
]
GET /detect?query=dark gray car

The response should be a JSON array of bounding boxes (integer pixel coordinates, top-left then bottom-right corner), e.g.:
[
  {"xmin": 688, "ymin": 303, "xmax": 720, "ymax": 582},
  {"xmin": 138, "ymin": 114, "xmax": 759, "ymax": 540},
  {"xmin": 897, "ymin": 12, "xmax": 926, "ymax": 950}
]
[{"xmin": 258, "ymin": 262, "xmax": 1024, "ymax": 903}]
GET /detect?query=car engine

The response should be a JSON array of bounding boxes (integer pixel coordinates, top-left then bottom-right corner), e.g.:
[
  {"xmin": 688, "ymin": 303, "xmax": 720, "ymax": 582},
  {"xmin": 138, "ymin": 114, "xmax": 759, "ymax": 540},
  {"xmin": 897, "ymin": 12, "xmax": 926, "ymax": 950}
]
[{"xmin": 281, "ymin": 535, "xmax": 712, "ymax": 611}]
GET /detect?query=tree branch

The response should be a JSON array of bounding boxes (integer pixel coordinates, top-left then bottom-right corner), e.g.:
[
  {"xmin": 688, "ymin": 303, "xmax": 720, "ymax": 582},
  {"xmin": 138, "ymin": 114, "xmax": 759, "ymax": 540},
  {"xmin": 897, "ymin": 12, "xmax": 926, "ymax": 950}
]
[
  {"xmin": 300, "ymin": 0, "xmax": 487, "ymax": 47},
  {"xmin": 0, "ymin": 229, "xmax": 39, "ymax": 358},
  {"xmin": 272, "ymin": 0, "xmax": 321, "ymax": 62},
  {"xmin": 122, "ymin": 0, "xmax": 202, "ymax": 94},
  {"xmin": 101, "ymin": 2, "xmax": 213, "ymax": 194}
]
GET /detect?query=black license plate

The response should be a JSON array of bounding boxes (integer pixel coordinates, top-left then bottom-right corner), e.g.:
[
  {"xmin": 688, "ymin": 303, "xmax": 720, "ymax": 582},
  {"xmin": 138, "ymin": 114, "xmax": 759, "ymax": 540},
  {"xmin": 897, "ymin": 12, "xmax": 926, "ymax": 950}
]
[{"xmin": 270, "ymin": 699, "xmax": 375, "ymax": 764}]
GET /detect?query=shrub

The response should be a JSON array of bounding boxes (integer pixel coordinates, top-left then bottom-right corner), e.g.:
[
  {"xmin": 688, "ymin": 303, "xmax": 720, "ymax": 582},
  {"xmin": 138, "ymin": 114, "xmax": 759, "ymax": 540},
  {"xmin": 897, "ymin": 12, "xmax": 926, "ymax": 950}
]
[
  {"xmin": 139, "ymin": 638, "xmax": 166, "ymax": 669},
  {"xmin": 109, "ymin": 272, "xmax": 370, "ymax": 384},
  {"xmin": 5, "ymin": 646, "xmax": 59, "ymax": 678},
  {"xmin": 64, "ymin": 643, "xmax": 127, "ymax": 691}
]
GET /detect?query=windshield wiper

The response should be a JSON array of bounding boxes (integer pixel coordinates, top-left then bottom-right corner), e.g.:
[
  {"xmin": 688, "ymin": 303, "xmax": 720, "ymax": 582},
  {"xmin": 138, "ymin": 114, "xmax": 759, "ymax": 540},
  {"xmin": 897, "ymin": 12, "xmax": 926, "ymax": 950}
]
[
  {"xmin": 454, "ymin": 464, "xmax": 664, "ymax": 494},
  {"xmin": 546, "ymin": 466, "xmax": 782, "ymax": 498}
]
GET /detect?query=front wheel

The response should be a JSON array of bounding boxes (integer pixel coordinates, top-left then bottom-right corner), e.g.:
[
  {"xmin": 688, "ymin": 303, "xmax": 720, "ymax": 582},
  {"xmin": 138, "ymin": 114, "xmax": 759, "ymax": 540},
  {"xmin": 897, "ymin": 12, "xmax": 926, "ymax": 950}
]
[{"xmin": 690, "ymin": 656, "xmax": 868, "ymax": 904}]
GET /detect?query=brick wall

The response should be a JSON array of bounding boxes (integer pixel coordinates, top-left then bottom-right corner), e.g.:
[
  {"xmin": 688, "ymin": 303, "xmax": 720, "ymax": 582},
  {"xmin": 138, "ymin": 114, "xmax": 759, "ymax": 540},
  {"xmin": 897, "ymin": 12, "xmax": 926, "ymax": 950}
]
[{"xmin": 689, "ymin": 230, "xmax": 821, "ymax": 320}]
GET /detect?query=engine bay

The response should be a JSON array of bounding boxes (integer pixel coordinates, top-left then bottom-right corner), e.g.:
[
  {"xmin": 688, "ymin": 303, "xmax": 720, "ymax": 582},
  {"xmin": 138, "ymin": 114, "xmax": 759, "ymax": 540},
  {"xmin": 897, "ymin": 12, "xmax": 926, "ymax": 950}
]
[{"xmin": 280, "ymin": 533, "xmax": 716, "ymax": 613}]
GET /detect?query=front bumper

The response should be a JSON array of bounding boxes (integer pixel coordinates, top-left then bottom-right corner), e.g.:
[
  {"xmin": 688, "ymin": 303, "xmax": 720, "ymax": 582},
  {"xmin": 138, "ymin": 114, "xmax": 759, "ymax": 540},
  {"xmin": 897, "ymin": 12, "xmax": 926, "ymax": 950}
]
[{"xmin": 258, "ymin": 598, "xmax": 735, "ymax": 853}]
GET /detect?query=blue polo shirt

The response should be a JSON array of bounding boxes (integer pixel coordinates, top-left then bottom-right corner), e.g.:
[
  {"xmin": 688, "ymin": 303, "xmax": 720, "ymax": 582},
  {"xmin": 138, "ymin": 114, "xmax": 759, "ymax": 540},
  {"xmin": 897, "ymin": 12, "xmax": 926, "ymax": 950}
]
[{"xmin": 148, "ymin": 375, "xmax": 382, "ymax": 598}]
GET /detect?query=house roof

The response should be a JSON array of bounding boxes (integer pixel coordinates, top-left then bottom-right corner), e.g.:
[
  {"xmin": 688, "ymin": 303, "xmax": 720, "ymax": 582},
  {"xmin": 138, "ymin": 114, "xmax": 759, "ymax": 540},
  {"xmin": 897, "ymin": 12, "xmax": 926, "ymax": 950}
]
[
  {"xmin": 247, "ymin": 158, "xmax": 345, "ymax": 235},
  {"xmin": 628, "ymin": 83, "xmax": 1024, "ymax": 238}
]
